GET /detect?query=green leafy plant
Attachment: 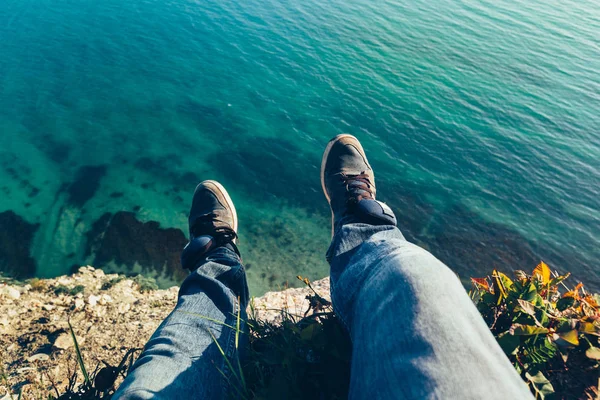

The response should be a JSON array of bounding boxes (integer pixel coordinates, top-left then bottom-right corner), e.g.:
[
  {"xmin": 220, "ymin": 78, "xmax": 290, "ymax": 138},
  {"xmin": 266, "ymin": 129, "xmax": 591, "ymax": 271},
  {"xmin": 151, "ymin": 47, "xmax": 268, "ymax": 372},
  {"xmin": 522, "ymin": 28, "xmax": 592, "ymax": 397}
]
[
  {"xmin": 28, "ymin": 278, "xmax": 47, "ymax": 292},
  {"xmin": 131, "ymin": 275, "xmax": 158, "ymax": 293},
  {"xmin": 101, "ymin": 274, "xmax": 157, "ymax": 293},
  {"xmin": 100, "ymin": 275, "xmax": 126, "ymax": 291},
  {"xmin": 470, "ymin": 262, "xmax": 600, "ymax": 399},
  {"xmin": 53, "ymin": 285, "xmax": 85, "ymax": 296}
]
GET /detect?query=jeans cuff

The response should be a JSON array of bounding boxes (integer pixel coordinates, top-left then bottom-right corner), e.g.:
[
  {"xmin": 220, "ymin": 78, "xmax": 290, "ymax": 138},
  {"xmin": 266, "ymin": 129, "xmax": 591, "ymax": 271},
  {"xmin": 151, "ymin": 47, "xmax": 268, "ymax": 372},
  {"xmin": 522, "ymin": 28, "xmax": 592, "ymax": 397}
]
[
  {"xmin": 326, "ymin": 223, "xmax": 401, "ymax": 262},
  {"xmin": 183, "ymin": 246, "xmax": 249, "ymax": 305}
]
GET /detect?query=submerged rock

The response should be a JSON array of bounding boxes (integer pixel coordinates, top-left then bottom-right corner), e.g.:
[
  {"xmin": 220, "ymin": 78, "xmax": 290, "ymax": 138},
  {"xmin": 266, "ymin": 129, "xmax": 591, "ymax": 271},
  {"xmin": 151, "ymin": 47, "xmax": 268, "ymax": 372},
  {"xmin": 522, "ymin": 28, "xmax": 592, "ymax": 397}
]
[
  {"xmin": 86, "ymin": 211, "xmax": 188, "ymax": 284},
  {"xmin": 65, "ymin": 165, "xmax": 108, "ymax": 207},
  {"xmin": 0, "ymin": 210, "xmax": 39, "ymax": 278}
]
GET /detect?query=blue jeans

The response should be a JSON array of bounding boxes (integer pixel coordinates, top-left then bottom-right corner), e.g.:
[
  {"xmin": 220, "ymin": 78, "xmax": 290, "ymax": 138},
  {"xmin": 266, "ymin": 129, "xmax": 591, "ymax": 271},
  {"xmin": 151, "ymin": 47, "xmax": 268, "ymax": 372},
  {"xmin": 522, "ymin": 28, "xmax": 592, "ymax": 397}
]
[
  {"xmin": 115, "ymin": 224, "xmax": 533, "ymax": 399},
  {"xmin": 114, "ymin": 246, "xmax": 249, "ymax": 399}
]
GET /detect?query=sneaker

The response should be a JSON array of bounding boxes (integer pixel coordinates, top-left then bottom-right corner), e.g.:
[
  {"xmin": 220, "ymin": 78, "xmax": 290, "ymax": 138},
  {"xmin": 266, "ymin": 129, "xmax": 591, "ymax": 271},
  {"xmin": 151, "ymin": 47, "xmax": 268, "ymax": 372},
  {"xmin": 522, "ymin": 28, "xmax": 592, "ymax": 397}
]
[
  {"xmin": 320, "ymin": 134, "xmax": 396, "ymax": 235},
  {"xmin": 189, "ymin": 180, "xmax": 237, "ymax": 240},
  {"xmin": 181, "ymin": 180, "xmax": 239, "ymax": 270}
]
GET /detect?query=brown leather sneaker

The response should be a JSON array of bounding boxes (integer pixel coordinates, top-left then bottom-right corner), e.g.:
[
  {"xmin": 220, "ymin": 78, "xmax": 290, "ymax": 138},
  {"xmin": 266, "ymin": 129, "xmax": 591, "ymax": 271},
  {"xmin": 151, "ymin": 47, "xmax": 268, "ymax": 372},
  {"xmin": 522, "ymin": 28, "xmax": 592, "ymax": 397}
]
[
  {"xmin": 321, "ymin": 134, "xmax": 396, "ymax": 235},
  {"xmin": 188, "ymin": 180, "xmax": 238, "ymax": 243}
]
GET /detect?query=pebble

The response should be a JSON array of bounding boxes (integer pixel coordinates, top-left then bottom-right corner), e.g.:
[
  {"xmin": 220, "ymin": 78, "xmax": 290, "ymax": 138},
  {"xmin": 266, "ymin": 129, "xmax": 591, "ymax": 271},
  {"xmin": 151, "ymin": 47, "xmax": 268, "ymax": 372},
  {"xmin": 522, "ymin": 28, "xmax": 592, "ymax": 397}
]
[
  {"xmin": 100, "ymin": 294, "xmax": 113, "ymax": 305},
  {"xmin": 53, "ymin": 333, "xmax": 72, "ymax": 350},
  {"xmin": 74, "ymin": 298, "xmax": 85, "ymax": 309},
  {"xmin": 27, "ymin": 353, "xmax": 50, "ymax": 362},
  {"xmin": 118, "ymin": 303, "xmax": 131, "ymax": 313},
  {"xmin": 88, "ymin": 294, "xmax": 101, "ymax": 307},
  {"xmin": 1, "ymin": 286, "xmax": 21, "ymax": 300},
  {"xmin": 57, "ymin": 277, "xmax": 71, "ymax": 285}
]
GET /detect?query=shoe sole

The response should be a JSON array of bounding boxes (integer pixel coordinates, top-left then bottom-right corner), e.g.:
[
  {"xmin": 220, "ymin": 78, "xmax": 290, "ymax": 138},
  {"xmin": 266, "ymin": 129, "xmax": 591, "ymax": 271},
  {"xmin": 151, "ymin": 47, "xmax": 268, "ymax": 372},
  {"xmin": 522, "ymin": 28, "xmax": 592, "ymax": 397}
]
[
  {"xmin": 197, "ymin": 180, "xmax": 238, "ymax": 236},
  {"xmin": 320, "ymin": 134, "xmax": 369, "ymax": 236}
]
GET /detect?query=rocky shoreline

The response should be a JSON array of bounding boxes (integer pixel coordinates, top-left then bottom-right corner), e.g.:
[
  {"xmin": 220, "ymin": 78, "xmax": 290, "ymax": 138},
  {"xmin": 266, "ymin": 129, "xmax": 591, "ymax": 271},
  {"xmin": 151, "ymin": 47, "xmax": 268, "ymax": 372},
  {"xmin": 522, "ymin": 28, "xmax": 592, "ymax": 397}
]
[{"xmin": 0, "ymin": 267, "xmax": 330, "ymax": 399}]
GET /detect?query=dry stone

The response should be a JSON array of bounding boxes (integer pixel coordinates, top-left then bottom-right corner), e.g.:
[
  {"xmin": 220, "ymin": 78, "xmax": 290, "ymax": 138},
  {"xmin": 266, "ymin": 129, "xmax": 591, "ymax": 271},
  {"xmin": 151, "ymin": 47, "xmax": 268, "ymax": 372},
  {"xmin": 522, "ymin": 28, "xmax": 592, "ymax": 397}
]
[{"xmin": 0, "ymin": 268, "xmax": 329, "ymax": 399}]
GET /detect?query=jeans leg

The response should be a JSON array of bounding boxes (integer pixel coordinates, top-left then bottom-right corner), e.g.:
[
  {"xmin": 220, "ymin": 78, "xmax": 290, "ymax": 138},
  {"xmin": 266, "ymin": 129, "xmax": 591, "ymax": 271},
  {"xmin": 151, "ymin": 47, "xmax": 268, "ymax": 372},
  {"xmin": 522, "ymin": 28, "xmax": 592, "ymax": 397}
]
[
  {"xmin": 328, "ymin": 223, "xmax": 533, "ymax": 400},
  {"xmin": 113, "ymin": 246, "xmax": 249, "ymax": 400}
]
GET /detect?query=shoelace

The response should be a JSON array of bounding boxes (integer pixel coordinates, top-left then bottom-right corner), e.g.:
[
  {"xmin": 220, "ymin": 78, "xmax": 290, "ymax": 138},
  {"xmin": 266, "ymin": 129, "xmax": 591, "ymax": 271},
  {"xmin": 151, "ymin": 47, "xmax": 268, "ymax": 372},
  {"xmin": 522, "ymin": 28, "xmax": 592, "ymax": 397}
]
[
  {"xmin": 191, "ymin": 213, "xmax": 238, "ymax": 243},
  {"xmin": 340, "ymin": 172, "xmax": 374, "ymax": 204}
]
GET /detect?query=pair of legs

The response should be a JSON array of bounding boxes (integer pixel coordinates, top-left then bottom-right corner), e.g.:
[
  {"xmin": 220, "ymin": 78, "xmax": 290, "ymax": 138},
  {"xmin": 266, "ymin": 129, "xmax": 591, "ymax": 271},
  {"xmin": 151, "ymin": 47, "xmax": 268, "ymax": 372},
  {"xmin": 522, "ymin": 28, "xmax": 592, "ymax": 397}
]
[{"xmin": 114, "ymin": 135, "xmax": 532, "ymax": 399}]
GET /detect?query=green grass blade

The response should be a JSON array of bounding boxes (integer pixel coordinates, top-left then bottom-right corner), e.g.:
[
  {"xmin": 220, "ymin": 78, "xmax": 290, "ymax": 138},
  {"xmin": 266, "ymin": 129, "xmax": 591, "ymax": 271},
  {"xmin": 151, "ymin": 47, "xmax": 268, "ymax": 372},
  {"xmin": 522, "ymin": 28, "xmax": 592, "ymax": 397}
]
[
  {"xmin": 67, "ymin": 319, "xmax": 90, "ymax": 385},
  {"xmin": 235, "ymin": 300, "xmax": 241, "ymax": 350},
  {"xmin": 207, "ymin": 328, "xmax": 247, "ymax": 397},
  {"xmin": 213, "ymin": 364, "xmax": 248, "ymax": 400},
  {"xmin": 207, "ymin": 329, "xmax": 238, "ymax": 381},
  {"xmin": 175, "ymin": 311, "xmax": 239, "ymax": 331},
  {"xmin": 235, "ymin": 298, "xmax": 246, "ymax": 389}
]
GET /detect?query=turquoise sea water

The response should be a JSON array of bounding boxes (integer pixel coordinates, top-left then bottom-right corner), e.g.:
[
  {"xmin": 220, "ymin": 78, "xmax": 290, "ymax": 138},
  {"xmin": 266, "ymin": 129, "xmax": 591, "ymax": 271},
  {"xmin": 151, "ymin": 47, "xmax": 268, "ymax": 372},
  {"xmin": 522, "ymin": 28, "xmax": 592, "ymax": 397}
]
[{"xmin": 0, "ymin": 0, "xmax": 598, "ymax": 294}]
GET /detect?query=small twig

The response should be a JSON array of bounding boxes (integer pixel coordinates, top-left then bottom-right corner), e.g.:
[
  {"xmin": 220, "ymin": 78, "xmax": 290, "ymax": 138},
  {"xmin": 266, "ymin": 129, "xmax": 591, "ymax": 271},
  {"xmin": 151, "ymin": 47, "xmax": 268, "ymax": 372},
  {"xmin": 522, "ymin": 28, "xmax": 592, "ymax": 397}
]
[{"xmin": 45, "ymin": 372, "xmax": 61, "ymax": 398}]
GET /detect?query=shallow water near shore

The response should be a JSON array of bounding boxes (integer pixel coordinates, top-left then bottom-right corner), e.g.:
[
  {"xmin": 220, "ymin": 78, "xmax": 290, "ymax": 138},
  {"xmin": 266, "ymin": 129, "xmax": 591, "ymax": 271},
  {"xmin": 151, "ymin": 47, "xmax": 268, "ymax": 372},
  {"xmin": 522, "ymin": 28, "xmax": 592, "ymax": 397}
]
[{"xmin": 0, "ymin": 0, "xmax": 599, "ymax": 294}]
